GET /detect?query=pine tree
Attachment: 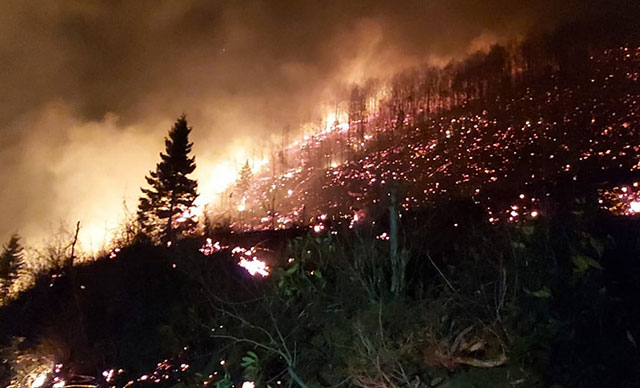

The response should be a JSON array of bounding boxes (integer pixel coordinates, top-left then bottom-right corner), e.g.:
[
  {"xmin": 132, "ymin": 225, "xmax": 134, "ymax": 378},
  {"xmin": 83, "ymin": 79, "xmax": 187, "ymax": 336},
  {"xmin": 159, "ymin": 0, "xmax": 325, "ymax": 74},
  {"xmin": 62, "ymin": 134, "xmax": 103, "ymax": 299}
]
[
  {"xmin": 0, "ymin": 234, "xmax": 24, "ymax": 298},
  {"xmin": 236, "ymin": 160, "xmax": 253, "ymax": 198},
  {"xmin": 137, "ymin": 115, "xmax": 198, "ymax": 243}
]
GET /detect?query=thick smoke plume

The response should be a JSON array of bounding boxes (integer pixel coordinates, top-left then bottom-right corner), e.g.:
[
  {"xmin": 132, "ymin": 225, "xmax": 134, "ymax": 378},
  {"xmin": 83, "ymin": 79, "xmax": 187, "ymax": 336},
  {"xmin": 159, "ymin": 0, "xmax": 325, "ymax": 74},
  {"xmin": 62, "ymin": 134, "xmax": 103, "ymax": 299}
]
[{"xmin": 0, "ymin": 0, "xmax": 631, "ymax": 248}]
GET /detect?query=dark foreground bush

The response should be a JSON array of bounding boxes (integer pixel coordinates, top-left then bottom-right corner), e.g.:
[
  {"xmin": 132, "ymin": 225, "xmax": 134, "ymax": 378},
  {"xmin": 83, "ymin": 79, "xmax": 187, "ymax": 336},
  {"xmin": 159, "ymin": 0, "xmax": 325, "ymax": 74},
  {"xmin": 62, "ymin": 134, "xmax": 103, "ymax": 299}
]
[{"xmin": 1, "ymin": 200, "xmax": 640, "ymax": 388}]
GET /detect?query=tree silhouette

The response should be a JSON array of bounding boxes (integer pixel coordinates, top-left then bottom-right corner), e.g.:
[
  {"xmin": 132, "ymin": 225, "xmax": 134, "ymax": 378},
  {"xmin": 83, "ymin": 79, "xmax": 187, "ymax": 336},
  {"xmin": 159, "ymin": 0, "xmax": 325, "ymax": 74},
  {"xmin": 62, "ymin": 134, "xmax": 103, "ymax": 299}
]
[
  {"xmin": 0, "ymin": 234, "xmax": 24, "ymax": 298},
  {"xmin": 236, "ymin": 160, "xmax": 253, "ymax": 199},
  {"xmin": 137, "ymin": 115, "xmax": 198, "ymax": 243}
]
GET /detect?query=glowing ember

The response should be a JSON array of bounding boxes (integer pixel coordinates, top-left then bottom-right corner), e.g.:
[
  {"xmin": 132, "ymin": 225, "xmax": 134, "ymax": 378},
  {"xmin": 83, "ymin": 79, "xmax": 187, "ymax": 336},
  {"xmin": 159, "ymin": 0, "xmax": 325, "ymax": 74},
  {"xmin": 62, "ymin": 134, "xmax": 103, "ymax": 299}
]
[
  {"xmin": 196, "ymin": 45, "xmax": 640, "ymax": 235},
  {"xmin": 237, "ymin": 196, "xmax": 247, "ymax": 212},
  {"xmin": 599, "ymin": 184, "xmax": 640, "ymax": 215},
  {"xmin": 31, "ymin": 373, "xmax": 47, "ymax": 388},
  {"xmin": 175, "ymin": 206, "xmax": 200, "ymax": 224},
  {"xmin": 200, "ymin": 238, "xmax": 226, "ymax": 255},
  {"xmin": 102, "ymin": 368, "xmax": 115, "ymax": 382},
  {"xmin": 238, "ymin": 257, "xmax": 270, "ymax": 277},
  {"xmin": 376, "ymin": 232, "xmax": 390, "ymax": 240}
]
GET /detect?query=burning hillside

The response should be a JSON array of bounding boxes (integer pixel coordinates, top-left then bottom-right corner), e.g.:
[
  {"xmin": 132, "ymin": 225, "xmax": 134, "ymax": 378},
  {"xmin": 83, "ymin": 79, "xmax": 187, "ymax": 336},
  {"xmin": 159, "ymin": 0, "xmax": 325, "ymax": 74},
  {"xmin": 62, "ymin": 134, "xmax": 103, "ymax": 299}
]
[{"xmin": 206, "ymin": 44, "xmax": 640, "ymax": 232}]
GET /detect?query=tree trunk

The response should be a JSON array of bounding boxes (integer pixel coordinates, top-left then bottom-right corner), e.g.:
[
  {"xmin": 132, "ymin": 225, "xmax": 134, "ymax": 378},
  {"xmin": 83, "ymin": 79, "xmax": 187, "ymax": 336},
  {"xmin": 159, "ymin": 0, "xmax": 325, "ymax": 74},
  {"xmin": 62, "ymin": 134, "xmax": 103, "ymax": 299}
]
[
  {"xmin": 287, "ymin": 366, "xmax": 311, "ymax": 388},
  {"xmin": 389, "ymin": 188, "xmax": 405, "ymax": 296},
  {"xmin": 166, "ymin": 192, "xmax": 175, "ymax": 244}
]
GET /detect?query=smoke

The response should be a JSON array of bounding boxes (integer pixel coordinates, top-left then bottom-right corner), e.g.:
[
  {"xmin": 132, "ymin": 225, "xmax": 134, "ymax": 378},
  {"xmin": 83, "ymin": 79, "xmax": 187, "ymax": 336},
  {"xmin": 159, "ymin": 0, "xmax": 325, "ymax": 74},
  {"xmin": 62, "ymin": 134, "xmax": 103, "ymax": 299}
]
[{"xmin": 0, "ymin": 0, "xmax": 627, "ymax": 248}]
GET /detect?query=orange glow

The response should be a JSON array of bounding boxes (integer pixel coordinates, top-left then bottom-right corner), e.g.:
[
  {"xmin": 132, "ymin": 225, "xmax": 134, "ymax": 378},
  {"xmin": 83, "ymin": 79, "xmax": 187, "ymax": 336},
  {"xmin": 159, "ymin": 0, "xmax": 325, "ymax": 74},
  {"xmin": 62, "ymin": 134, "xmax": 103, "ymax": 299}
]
[{"xmin": 238, "ymin": 257, "xmax": 270, "ymax": 277}]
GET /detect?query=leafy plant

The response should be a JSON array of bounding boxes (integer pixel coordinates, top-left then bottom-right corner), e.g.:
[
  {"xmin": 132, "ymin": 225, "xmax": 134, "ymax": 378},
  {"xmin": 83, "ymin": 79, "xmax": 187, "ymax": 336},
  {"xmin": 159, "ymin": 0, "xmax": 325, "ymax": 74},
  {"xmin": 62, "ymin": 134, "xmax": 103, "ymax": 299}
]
[{"xmin": 241, "ymin": 351, "xmax": 261, "ymax": 382}]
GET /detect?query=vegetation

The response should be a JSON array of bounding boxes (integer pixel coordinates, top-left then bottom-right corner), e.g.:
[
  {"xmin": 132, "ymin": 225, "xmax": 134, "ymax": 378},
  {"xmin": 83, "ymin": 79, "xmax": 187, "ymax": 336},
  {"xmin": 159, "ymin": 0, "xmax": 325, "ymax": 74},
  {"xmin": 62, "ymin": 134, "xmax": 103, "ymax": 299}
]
[
  {"xmin": 1, "ymin": 198, "xmax": 639, "ymax": 388},
  {"xmin": 236, "ymin": 161, "xmax": 254, "ymax": 200},
  {"xmin": 0, "ymin": 234, "xmax": 24, "ymax": 301},
  {"xmin": 137, "ymin": 115, "xmax": 199, "ymax": 243}
]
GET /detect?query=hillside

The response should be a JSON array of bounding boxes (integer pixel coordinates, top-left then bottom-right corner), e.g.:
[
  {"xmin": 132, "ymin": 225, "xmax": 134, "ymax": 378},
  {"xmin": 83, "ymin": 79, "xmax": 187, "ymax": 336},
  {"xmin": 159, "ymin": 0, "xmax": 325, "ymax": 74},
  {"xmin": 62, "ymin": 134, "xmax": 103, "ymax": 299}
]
[{"xmin": 220, "ymin": 43, "xmax": 640, "ymax": 230}]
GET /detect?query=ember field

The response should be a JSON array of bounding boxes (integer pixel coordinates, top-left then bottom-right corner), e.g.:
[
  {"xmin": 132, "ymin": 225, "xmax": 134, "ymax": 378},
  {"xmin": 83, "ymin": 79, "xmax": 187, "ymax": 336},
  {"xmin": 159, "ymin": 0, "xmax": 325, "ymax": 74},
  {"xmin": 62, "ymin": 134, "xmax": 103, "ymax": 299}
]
[{"xmin": 221, "ymin": 45, "xmax": 640, "ymax": 231}]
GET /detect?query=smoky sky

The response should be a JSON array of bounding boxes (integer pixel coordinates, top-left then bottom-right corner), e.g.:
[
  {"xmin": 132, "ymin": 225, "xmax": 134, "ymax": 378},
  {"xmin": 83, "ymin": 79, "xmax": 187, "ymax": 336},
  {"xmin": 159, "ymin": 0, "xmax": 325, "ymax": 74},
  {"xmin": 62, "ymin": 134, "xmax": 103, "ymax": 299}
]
[{"xmin": 0, "ymin": 0, "xmax": 633, "ymax": 248}]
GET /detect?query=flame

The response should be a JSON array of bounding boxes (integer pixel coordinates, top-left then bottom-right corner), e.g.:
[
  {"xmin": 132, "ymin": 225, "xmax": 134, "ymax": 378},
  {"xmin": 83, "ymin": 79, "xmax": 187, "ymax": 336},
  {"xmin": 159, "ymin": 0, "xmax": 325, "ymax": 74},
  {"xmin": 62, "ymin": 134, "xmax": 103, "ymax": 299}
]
[
  {"xmin": 323, "ymin": 111, "xmax": 349, "ymax": 133},
  {"xmin": 194, "ymin": 161, "xmax": 239, "ymax": 211},
  {"xmin": 238, "ymin": 257, "xmax": 270, "ymax": 277},
  {"xmin": 196, "ymin": 152, "xmax": 269, "ymax": 212},
  {"xmin": 31, "ymin": 373, "xmax": 47, "ymax": 388},
  {"xmin": 80, "ymin": 221, "xmax": 115, "ymax": 252},
  {"xmin": 237, "ymin": 196, "xmax": 246, "ymax": 212}
]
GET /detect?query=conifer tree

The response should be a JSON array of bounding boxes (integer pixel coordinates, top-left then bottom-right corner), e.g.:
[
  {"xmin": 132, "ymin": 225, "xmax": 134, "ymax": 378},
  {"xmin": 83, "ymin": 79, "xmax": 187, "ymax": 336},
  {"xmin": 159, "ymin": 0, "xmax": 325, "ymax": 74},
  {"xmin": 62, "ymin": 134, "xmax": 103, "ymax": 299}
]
[
  {"xmin": 236, "ymin": 160, "xmax": 253, "ymax": 198},
  {"xmin": 0, "ymin": 234, "xmax": 24, "ymax": 298},
  {"xmin": 137, "ymin": 115, "xmax": 198, "ymax": 243}
]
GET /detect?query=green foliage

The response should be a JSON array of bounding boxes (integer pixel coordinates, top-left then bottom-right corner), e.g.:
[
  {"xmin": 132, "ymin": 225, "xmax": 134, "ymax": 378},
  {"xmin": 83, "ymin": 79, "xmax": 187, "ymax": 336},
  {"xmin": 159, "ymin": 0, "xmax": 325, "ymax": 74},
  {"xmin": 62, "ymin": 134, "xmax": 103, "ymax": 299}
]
[
  {"xmin": 276, "ymin": 235, "xmax": 333, "ymax": 303},
  {"xmin": 137, "ymin": 115, "xmax": 199, "ymax": 243},
  {"xmin": 240, "ymin": 351, "xmax": 261, "ymax": 382},
  {"xmin": 276, "ymin": 260, "xmax": 326, "ymax": 304},
  {"xmin": 286, "ymin": 234, "xmax": 335, "ymax": 270},
  {"xmin": 525, "ymin": 287, "xmax": 552, "ymax": 299},
  {"xmin": 215, "ymin": 373, "xmax": 232, "ymax": 388},
  {"xmin": 571, "ymin": 254, "xmax": 602, "ymax": 274}
]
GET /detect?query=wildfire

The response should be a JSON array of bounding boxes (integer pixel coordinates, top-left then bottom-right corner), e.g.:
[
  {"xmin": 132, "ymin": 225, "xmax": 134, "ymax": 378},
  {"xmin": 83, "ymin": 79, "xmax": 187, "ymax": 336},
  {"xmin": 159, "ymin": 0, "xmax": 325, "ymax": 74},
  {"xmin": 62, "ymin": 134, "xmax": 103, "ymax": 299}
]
[
  {"xmin": 238, "ymin": 257, "xmax": 270, "ymax": 277},
  {"xmin": 200, "ymin": 238, "xmax": 226, "ymax": 255},
  {"xmin": 232, "ymin": 246, "xmax": 271, "ymax": 277},
  {"xmin": 200, "ymin": 241, "xmax": 271, "ymax": 277},
  {"xmin": 237, "ymin": 196, "xmax": 246, "ymax": 212},
  {"xmin": 323, "ymin": 111, "xmax": 350, "ymax": 133},
  {"xmin": 599, "ymin": 183, "xmax": 640, "ymax": 215},
  {"xmin": 31, "ymin": 374, "xmax": 47, "ymax": 388}
]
